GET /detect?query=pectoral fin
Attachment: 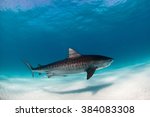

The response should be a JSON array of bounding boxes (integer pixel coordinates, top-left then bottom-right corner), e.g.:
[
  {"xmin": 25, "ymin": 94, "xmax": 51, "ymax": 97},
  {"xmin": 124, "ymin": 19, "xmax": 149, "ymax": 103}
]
[{"xmin": 86, "ymin": 67, "xmax": 97, "ymax": 80}]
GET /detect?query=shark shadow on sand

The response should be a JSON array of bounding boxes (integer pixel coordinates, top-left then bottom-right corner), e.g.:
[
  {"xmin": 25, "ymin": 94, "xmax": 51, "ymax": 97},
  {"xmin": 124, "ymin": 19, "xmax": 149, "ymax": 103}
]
[{"xmin": 44, "ymin": 83, "xmax": 113, "ymax": 95}]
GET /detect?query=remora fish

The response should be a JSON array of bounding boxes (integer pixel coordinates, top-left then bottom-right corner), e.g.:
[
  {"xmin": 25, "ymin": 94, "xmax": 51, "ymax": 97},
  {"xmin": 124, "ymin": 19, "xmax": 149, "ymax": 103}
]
[{"xmin": 24, "ymin": 48, "xmax": 113, "ymax": 80}]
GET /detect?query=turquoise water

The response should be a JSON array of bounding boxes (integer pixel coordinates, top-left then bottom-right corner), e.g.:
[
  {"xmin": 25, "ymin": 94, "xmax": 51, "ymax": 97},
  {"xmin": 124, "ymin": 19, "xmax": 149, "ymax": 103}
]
[
  {"xmin": 0, "ymin": 0, "xmax": 150, "ymax": 78},
  {"xmin": 1, "ymin": 0, "xmax": 150, "ymax": 100}
]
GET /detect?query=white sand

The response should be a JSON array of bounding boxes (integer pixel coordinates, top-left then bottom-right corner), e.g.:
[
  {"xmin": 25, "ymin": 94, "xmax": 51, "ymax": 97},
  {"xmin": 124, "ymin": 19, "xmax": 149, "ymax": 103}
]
[{"xmin": 0, "ymin": 63, "xmax": 150, "ymax": 100}]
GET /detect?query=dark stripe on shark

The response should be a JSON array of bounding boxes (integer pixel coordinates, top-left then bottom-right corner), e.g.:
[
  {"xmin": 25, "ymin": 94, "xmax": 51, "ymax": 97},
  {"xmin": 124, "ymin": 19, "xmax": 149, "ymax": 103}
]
[{"xmin": 25, "ymin": 48, "xmax": 113, "ymax": 80}]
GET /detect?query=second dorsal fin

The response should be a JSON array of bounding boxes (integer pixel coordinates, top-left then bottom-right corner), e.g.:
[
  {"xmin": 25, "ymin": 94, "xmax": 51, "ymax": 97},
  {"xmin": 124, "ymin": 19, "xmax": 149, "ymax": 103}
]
[
  {"xmin": 68, "ymin": 48, "xmax": 81, "ymax": 58},
  {"xmin": 38, "ymin": 64, "xmax": 42, "ymax": 67}
]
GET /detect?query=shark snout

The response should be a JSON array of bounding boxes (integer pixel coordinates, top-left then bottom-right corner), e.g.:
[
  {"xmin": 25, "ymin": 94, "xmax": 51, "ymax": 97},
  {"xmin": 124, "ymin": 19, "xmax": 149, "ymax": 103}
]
[
  {"xmin": 107, "ymin": 57, "xmax": 113, "ymax": 61},
  {"xmin": 106, "ymin": 57, "xmax": 114, "ymax": 64}
]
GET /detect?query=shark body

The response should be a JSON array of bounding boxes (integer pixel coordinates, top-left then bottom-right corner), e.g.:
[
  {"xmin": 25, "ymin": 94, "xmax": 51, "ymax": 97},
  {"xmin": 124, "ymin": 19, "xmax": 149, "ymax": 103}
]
[{"xmin": 25, "ymin": 48, "xmax": 113, "ymax": 80}]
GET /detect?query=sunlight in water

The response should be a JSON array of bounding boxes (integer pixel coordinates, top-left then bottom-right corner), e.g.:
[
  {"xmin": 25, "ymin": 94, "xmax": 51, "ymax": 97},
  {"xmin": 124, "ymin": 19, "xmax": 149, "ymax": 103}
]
[
  {"xmin": 0, "ymin": 0, "xmax": 128, "ymax": 11},
  {"xmin": 0, "ymin": 0, "xmax": 51, "ymax": 11},
  {"xmin": 103, "ymin": 0, "xmax": 127, "ymax": 7}
]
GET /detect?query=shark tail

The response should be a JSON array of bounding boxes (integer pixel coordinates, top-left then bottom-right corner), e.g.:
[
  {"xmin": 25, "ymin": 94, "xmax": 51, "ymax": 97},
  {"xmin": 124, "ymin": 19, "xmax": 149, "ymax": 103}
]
[{"xmin": 23, "ymin": 61, "xmax": 34, "ymax": 77}]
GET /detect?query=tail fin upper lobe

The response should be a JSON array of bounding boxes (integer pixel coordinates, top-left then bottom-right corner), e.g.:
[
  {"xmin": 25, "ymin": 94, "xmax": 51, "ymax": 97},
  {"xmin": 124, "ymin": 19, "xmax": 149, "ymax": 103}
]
[{"xmin": 23, "ymin": 61, "xmax": 34, "ymax": 77}]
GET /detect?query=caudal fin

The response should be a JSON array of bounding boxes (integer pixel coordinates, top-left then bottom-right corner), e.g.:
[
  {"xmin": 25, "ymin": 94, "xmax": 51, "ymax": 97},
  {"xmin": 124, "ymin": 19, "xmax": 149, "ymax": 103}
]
[{"xmin": 23, "ymin": 61, "xmax": 34, "ymax": 77}]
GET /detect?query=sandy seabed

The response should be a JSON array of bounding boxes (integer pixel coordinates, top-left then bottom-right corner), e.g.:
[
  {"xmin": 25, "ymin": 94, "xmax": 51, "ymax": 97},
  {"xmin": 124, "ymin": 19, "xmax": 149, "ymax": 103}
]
[{"xmin": 0, "ymin": 62, "xmax": 150, "ymax": 100}]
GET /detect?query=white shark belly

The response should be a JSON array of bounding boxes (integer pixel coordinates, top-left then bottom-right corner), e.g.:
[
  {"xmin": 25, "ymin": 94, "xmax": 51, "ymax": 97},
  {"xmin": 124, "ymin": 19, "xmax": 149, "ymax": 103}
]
[{"xmin": 48, "ymin": 65, "xmax": 86, "ymax": 76}]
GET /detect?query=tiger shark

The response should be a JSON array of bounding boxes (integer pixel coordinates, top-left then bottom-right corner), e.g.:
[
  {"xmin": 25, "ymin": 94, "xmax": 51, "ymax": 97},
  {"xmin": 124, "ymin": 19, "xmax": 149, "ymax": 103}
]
[{"xmin": 25, "ymin": 48, "xmax": 113, "ymax": 80}]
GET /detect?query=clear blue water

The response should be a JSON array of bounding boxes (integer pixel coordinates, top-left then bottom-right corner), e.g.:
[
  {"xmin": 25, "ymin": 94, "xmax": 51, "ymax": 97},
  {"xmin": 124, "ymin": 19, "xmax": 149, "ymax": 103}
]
[{"xmin": 0, "ymin": 0, "xmax": 150, "ymax": 78}]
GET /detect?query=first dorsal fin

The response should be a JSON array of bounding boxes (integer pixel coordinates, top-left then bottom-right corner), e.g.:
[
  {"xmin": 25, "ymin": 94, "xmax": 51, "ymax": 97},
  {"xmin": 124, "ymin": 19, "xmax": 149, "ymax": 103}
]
[{"xmin": 68, "ymin": 48, "xmax": 81, "ymax": 58}]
